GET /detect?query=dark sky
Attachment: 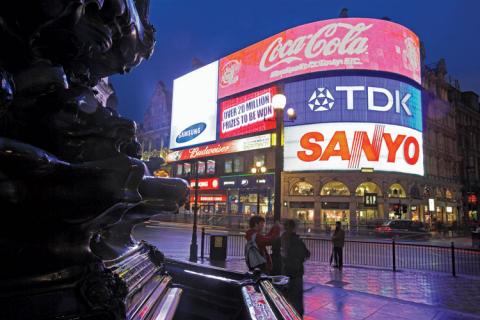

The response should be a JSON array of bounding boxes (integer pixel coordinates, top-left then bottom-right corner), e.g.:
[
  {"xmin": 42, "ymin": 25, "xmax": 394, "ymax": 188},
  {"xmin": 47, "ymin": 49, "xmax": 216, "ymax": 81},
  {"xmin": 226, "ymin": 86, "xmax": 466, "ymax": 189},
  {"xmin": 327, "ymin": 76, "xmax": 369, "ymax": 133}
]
[{"xmin": 110, "ymin": 0, "xmax": 480, "ymax": 124}]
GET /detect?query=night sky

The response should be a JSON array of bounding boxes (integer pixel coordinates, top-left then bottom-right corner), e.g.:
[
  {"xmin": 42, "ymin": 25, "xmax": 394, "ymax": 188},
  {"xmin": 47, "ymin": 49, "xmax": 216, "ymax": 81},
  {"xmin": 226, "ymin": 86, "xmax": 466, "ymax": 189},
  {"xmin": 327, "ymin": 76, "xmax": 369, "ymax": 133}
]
[{"xmin": 110, "ymin": 0, "xmax": 480, "ymax": 124}]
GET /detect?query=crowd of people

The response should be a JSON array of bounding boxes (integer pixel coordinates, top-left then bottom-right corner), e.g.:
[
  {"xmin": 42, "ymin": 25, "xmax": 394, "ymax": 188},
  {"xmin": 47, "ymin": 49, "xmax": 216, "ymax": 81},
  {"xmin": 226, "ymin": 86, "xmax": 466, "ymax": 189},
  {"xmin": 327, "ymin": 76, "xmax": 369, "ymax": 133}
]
[{"xmin": 244, "ymin": 216, "xmax": 345, "ymax": 317}]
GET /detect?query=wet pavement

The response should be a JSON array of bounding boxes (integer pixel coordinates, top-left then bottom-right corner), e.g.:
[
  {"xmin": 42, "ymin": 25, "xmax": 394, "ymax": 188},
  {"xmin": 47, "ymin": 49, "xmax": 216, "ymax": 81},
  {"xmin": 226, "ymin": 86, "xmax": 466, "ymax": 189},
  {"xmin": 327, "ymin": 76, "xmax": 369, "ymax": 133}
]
[{"xmin": 134, "ymin": 224, "xmax": 480, "ymax": 319}]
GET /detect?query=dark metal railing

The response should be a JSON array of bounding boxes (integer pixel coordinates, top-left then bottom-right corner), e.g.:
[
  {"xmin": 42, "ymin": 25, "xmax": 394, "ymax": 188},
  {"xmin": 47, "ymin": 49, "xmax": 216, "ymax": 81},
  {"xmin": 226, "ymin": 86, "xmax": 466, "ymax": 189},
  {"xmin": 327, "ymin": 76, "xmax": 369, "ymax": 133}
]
[{"xmin": 200, "ymin": 230, "xmax": 480, "ymax": 277}]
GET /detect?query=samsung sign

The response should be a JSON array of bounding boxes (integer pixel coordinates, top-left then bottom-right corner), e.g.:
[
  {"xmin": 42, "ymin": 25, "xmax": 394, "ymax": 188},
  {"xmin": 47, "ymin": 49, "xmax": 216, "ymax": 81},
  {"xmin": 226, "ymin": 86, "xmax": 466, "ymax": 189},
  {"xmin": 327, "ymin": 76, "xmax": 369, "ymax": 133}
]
[
  {"xmin": 176, "ymin": 122, "xmax": 207, "ymax": 143},
  {"xmin": 285, "ymin": 76, "xmax": 422, "ymax": 131},
  {"xmin": 170, "ymin": 61, "xmax": 219, "ymax": 149}
]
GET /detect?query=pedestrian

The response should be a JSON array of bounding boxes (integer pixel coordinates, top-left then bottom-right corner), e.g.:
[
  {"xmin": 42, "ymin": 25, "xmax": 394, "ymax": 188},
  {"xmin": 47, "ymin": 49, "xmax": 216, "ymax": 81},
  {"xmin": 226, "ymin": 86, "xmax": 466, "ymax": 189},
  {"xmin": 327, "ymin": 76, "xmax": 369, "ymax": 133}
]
[
  {"xmin": 245, "ymin": 216, "xmax": 281, "ymax": 273},
  {"xmin": 280, "ymin": 219, "xmax": 310, "ymax": 317},
  {"xmin": 331, "ymin": 221, "xmax": 345, "ymax": 269}
]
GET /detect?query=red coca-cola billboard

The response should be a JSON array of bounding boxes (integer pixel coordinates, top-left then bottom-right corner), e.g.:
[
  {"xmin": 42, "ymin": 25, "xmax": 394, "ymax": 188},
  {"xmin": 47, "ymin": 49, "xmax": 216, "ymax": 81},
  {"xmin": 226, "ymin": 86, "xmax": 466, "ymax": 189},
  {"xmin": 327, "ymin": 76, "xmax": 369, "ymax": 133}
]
[
  {"xmin": 219, "ymin": 87, "xmax": 278, "ymax": 139},
  {"xmin": 218, "ymin": 18, "xmax": 420, "ymax": 98}
]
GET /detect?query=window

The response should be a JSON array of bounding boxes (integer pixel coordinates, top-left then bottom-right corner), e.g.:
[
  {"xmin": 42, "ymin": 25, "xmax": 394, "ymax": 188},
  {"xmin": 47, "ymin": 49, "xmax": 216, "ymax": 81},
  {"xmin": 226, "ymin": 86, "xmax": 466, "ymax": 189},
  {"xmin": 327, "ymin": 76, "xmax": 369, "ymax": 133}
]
[
  {"xmin": 320, "ymin": 181, "xmax": 350, "ymax": 196},
  {"xmin": 290, "ymin": 181, "xmax": 314, "ymax": 196},
  {"xmin": 207, "ymin": 160, "xmax": 215, "ymax": 174},
  {"xmin": 253, "ymin": 154, "xmax": 265, "ymax": 167},
  {"xmin": 176, "ymin": 164, "xmax": 183, "ymax": 176},
  {"xmin": 224, "ymin": 159, "xmax": 233, "ymax": 174},
  {"xmin": 355, "ymin": 182, "xmax": 381, "ymax": 196},
  {"xmin": 184, "ymin": 163, "xmax": 191, "ymax": 175},
  {"xmin": 234, "ymin": 157, "xmax": 244, "ymax": 173},
  {"xmin": 388, "ymin": 183, "xmax": 407, "ymax": 198},
  {"xmin": 445, "ymin": 189, "xmax": 453, "ymax": 200},
  {"xmin": 197, "ymin": 161, "xmax": 205, "ymax": 175}
]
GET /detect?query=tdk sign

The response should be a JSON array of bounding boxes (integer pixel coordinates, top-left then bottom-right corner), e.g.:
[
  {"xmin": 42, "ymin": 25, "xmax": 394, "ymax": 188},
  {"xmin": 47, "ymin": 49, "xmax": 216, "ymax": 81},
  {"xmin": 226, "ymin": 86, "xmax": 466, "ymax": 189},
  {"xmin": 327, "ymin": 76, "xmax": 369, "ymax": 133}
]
[
  {"xmin": 176, "ymin": 122, "xmax": 207, "ymax": 143},
  {"xmin": 286, "ymin": 76, "xmax": 422, "ymax": 131}
]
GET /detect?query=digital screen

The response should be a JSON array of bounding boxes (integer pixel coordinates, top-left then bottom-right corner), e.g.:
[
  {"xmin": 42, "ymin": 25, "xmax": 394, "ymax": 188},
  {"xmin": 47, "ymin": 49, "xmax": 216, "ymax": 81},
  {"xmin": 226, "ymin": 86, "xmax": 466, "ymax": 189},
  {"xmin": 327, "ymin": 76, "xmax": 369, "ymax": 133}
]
[
  {"xmin": 284, "ymin": 75, "xmax": 422, "ymax": 131},
  {"xmin": 219, "ymin": 87, "xmax": 277, "ymax": 139},
  {"xmin": 284, "ymin": 122, "xmax": 424, "ymax": 176},
  {"xmin": 170, "ymin": 61, "xmax": 219, "ymax": 149},
  {"xmin": 219, "ymin": 18, "xmax": 420, "ymax": 98}
]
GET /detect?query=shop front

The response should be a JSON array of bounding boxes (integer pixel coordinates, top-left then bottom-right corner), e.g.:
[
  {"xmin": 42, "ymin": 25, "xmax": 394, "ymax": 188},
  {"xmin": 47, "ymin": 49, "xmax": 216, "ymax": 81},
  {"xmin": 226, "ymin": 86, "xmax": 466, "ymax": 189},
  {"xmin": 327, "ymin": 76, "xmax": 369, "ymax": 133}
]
[
  {"xmin": 321, "ymin": 202, "xmax": 350, "ymax": 227},
  {"xmin": 220, "ymin": 174, "xmax": 274, "ymax": 216},
  {"xmin": 289, "ymin": 202, "xmax": 314, "ymax": 222}
]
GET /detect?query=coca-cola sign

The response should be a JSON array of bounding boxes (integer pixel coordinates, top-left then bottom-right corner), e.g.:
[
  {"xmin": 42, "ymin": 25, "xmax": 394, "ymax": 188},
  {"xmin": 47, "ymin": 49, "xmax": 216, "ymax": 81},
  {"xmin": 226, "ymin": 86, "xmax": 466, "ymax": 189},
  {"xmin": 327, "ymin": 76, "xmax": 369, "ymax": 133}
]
[{"xmin": 219, "ymin": 18, "xmax": 420, "ymax": 98}]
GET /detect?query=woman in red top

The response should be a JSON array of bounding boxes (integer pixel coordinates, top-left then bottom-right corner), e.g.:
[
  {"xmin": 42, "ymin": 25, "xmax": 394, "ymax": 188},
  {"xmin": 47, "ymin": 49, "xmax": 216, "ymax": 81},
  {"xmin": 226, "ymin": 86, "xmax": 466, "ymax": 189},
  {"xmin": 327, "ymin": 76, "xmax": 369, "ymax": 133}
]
[{"xmin": 245, "ymin": 216, "xmax": 281, "ymax": 273}]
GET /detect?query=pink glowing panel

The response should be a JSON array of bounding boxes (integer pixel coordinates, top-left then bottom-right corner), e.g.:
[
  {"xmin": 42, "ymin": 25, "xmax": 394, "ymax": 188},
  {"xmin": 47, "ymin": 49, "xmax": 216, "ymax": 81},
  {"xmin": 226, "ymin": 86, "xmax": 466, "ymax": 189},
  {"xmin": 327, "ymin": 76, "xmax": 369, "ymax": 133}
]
[{"xmin": 218, "ymin": 18, "xmax": 420, "ymax": 99}]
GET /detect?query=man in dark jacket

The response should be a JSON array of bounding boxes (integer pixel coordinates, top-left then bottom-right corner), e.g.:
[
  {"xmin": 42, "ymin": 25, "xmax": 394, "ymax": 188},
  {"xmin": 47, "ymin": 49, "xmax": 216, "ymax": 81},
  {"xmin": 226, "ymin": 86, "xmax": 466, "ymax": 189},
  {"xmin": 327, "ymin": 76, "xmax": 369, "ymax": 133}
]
[
  {"xmin": 280, "ymin": 219, "xmax": 310, "ymax": 317},
  {"xmin": 332, "ymin": 221, "xmax": 345, "ymax": 269}
]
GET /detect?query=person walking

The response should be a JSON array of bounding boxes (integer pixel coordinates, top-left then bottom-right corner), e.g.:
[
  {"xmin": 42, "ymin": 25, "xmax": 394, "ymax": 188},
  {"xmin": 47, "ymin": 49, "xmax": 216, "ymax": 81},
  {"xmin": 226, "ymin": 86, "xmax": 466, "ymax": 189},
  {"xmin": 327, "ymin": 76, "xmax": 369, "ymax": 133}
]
[
  {"xmin": 280, "ymin": 219, "xmax": 310, "ymax": 317},
  {"xmin": 331, "ymin": 221, "xmax": 345, "ymax": 269},
  {"xmin": 245, "ymin": 216, "xmax": 281, "ymax": 273}
]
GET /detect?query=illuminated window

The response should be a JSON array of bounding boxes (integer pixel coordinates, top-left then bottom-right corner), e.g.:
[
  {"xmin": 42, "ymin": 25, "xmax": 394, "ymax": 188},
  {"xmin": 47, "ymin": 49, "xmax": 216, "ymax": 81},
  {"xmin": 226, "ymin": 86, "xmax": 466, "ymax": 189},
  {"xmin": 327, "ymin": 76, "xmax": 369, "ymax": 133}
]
[
  {"xmin": 197, "ymin": 161, "xmax": 205, "ymax": 175},
  {"xmin": 224, "ymin": 160, "xmax": 233, "ymax": 174},
  {"xmin": 184, "ymin": 163, "xmax": 191, "ymax": 175},
  {"xmin": 207, "ymin": 160, "xmax": 215, "ymax": 175},
  {"xmin": 176, "ymin": 164, "xmax": 183, "ymax": 176},
  {"xmin": 234, "ymin": 157, "xmax": 244, "ymax": 173},
  {"xmin": 355, "ymin": 182, "xmax": 381, "ymax": 196},
  {"xmin": 253, "ymin": 154, "xmax": 265, "ymax": 167},
  {"xmin": 388, "ymin": 183, "xmax": 406, "ymax": 198},
  {"xmin": 320, "ymin": 181, "xmax": 350, "ymax": 196},
  {"xmin": 290, "ymin": 181, "xmax": 314, "ymax": 196},
  {"xmin": 445, "ymin": 189, "xmax": 453, "ymax": 200}
]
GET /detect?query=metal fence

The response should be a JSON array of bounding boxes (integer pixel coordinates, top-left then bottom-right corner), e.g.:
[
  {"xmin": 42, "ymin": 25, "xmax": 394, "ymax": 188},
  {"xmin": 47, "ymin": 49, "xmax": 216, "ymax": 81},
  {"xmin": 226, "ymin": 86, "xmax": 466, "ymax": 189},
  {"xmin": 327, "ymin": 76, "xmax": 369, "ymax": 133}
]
[{"xmin": 200, "ymin": 229, "xmax": 480, "ymax": 277}]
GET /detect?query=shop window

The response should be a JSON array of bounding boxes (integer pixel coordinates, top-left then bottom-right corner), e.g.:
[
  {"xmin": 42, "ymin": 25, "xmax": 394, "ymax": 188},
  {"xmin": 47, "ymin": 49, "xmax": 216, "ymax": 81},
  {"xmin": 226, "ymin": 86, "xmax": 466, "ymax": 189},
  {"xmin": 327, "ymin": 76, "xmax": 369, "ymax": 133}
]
[
  {"xmin": 197, "ymin": 161, "xmax": 205, "ymax": 175},
  {"xmin": 388, "ymin": 183, "xmax": 406, "ymax": 198},
  {"xmin": 253, "ymin": 154, "xmax": 265, "ymax": 167},
  {"xmin": 290, "ymin": 181, "xmax": 314, "ymax": 196},
  {"xmin": 320, "ymin": 181, "xmax": 350, "ymax": 196},
  {"xmin": 224, "ymin": 160, "xmax": 233, "ymax": 174},
  {"xmin": 176, "ymin": 164, "xmax": 183, "ymax": 176},
  {"xmin": 355, "ymin": 182, "xmax": 381, "ymax": 196},
  {"xmin": 206, "ymin": 160, "xmax": 215, "ymax": 175},
  {"xmin": 184, "ymin": 163, "xmax": 191, "ymax": 175},
  {"xmin": 234, "ymin": 157, "xmax": 244, "ymax": 173}
]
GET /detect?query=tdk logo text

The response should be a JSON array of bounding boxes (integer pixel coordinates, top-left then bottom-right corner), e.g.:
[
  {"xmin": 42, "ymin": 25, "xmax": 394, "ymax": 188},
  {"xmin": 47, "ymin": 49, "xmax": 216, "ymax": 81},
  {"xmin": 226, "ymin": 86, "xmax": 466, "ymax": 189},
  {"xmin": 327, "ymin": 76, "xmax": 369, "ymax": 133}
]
[
  {"xmin": 309, "ymin": 86, "xmax": 412, "ymax": 116},
  {"xmin": 176, "ymin": 122, "xmax": 207, "ymax": 143}
]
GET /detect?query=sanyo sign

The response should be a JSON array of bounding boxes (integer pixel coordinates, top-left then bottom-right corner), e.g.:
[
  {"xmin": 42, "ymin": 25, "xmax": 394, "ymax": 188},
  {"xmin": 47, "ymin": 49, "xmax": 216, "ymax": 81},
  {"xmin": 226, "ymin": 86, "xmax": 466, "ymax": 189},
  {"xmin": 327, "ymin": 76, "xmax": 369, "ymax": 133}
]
[
  {"xmin": 284, "ymin": 122, "xmax": 424, "ymax": 176},
  {"xmin": 285, "ymin": 75, "xmax": 422, "ymax": 131}
]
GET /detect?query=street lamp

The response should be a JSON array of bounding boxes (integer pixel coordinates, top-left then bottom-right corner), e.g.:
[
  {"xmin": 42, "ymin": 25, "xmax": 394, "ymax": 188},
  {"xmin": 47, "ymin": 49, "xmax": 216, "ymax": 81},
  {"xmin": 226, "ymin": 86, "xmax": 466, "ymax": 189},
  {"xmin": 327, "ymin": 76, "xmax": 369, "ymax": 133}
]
[
  {"xmin": 189, "ymin": 161, "xmax": 199, "ymax": 262},
  {"xmin": 272, "ymin": 93, "xmax": 287, "ymax": 222},
  {"xmin": 251, "ymin": 162, "xmax": 267, "ymax": 215}
]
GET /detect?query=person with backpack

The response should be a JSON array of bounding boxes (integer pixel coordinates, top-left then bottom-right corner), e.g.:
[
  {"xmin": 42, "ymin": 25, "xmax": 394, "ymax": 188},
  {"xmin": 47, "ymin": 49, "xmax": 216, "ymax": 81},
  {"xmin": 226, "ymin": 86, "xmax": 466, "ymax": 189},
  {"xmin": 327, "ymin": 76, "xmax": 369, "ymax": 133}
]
[
  {"xmin": 245, "ymin": 216, "xmax": 281, "ymax": 273},
  {"xmin": 280, "ymin": 219, "xmax": 310, "ymax": 317}
]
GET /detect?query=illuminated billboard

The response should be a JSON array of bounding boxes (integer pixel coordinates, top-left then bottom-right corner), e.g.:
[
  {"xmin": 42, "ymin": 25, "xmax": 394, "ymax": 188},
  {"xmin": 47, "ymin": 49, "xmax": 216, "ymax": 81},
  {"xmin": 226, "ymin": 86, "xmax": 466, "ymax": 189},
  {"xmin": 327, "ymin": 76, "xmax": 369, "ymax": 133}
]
[
  {"xmin": 219, "ymin": 87, "xmax": 278, "ymax": 139},
  {"xmin": 170, "ymin": 61, "xmax": 219, "ymax": 149},
  {"xmin": 166, "ymin": 133, "xmax": 272, "ymax": 162},
  {"xmin": 284, "ymin": 122, "xmax": 424, "ymax": 176},
  {"xmin": 284, "ymin": 75, "xmax": 422, "ymax": 131},
  {"xmin": 219, "ymin": 18, "xmax": 420, "ymax": 98}
]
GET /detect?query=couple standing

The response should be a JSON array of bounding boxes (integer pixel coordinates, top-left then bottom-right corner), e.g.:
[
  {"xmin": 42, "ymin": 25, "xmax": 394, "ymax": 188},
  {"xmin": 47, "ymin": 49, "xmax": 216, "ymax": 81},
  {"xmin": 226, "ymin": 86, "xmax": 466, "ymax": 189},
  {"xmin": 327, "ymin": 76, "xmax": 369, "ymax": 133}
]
[{"xmin": 245, "ymin": 216, "xmax": 310, "ymax": 317}]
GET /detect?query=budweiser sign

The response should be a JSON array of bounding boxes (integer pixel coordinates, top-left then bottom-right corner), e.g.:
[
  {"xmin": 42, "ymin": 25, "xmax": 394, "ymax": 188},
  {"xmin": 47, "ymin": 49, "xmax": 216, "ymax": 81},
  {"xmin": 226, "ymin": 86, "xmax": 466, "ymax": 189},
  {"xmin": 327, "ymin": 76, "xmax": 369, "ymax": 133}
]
[
  {"xmin": 218, "ymin": 18, "xmax": 421, "ymax": 98},
  {"xmin": 166, "ymin": 134, "xmax": 272, "ymax": 162}
]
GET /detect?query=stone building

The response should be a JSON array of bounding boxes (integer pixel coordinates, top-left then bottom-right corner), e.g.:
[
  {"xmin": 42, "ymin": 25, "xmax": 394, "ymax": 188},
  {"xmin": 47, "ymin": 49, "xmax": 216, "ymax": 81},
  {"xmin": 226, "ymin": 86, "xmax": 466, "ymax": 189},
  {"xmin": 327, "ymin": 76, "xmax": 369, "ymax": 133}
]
[{"xmin": 138, "ymin": 81, "xmax": 172, "ymax": 160}]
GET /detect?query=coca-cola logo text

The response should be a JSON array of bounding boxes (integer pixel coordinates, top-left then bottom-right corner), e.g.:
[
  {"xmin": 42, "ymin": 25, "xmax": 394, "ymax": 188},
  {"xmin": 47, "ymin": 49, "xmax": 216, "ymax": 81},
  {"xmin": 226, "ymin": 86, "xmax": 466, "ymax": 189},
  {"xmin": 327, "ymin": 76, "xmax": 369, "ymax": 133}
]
[{"xmin": 259, "ymin": 22, "xmax": 372, "ymax": 72}]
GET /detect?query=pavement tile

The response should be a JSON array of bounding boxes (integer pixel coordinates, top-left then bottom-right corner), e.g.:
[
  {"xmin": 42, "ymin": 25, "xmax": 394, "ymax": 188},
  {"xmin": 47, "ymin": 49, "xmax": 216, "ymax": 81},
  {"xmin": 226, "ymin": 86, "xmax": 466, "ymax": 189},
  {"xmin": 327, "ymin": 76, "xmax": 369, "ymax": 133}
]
[
  {"xmin": 377, "ymin": 301, "xmax": 439, "ymax": 320},
  {"xmin": 307, "ymin": 307, "xmax": 366, "ymax": 320},
  {"xmin": 434, "ymin": 311, "xmax": 480, "ymax": 320},
  {"xmin": 365, "ymin": 311, "xmax": 410, "ymax": 320}
]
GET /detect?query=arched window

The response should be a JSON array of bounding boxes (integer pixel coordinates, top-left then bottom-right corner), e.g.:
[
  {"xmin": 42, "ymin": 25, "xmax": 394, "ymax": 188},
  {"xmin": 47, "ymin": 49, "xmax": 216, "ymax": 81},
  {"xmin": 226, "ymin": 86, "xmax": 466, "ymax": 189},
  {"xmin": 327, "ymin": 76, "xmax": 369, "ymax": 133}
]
[
  {"xmin": 290, "ymin": 181, "xmax": 314, "ymax": 196},
  {"xmin": 355, "ymin": 182, "xmax": 382, "ymax": 196},
  {"xmin": 388, "ymin": 183, "xmax": 407, "ymax": 198},
  {"xmin": 320, "ymin": 181, "xmax": 350, "ymax": 196}
]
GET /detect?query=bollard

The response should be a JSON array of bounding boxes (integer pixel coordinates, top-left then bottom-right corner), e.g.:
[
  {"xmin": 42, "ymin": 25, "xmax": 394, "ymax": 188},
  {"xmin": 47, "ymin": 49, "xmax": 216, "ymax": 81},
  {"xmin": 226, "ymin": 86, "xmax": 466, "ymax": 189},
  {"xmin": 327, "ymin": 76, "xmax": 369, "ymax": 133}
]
[
  {"xmin": 392, "ymin": 239, "xmax": 396, "ymax": 272},
  {"xmin": 201, "ymin": 227, "xmax": 205, "ymax": 260},
  {"xmin": 451, "ymin": 242, "xmax": 456, "ymax": 277}
]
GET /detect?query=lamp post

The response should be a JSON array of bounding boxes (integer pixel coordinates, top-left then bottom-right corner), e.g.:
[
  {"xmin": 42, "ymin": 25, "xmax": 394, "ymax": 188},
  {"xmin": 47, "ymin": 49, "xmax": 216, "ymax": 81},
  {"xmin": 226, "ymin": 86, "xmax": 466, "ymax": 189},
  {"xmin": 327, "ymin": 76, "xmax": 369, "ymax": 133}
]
[
  {"xmin": 251, "ymin": 161, "xmax": 267, "ymax": 215},
  {"xmin": 189, "ymin": 161, "xmax": 199, "ymax": 262},
  {"xmin": 272, "ymin": 94, "xmax": 287, "ymax": 222}
]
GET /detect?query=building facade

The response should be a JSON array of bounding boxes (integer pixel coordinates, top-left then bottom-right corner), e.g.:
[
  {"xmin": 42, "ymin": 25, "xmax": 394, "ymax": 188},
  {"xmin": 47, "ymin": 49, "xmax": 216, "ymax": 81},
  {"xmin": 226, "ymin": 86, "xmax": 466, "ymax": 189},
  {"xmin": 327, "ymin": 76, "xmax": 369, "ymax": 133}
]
[{"xmin": 166, "ymin": 18, "xmax": 479, "ymax": 230}]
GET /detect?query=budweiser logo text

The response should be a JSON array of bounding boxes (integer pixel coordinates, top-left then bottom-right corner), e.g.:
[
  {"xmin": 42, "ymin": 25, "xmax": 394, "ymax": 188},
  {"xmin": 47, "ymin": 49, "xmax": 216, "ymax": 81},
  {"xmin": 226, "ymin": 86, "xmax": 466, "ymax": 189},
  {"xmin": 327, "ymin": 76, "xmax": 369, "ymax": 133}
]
[{"xmin": 260, "ymin": 22, "xmax": 372, "ymax": 71}]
